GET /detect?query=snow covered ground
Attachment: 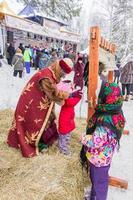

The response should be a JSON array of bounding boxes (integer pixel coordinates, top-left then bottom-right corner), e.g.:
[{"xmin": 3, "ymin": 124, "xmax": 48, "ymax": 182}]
[{"xmin": 0, "ymin": 60, "xmax": 133, "ymax": 200}]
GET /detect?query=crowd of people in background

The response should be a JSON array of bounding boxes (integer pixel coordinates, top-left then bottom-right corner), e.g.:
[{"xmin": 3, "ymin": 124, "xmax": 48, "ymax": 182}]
[
  {"xmin": 0, "ymin": 42, "xmax": 133, "ymax": 101},
  {"xmin": 2, "ymin": 42, "xmax": 88, "ymax": 90},
  {"xmin": 5, "ymin": 42, "xmax": 79, "ymax": 71}
]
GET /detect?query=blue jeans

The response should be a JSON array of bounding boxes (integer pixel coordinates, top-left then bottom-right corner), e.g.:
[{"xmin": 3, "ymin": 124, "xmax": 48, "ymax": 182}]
[{"xmin": 25, "ymin": 62, "xmax": 30, "ymax": 73}]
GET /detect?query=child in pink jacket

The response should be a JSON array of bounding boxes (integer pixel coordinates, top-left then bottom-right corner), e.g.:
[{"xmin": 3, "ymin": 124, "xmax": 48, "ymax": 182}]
[{"xmin": 57, "ymin": 80, "xmax": 82, "ymax": 155}]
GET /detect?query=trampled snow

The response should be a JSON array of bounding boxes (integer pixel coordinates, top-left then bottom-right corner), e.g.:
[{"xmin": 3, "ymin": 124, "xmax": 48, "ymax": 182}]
[{"xmin": 0, "ymin": 60, "xmax": 133, "ymax": 200}]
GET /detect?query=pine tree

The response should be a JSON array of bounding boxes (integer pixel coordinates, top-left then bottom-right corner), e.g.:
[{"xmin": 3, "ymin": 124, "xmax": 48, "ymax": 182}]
[
  {"xmin": 20, "ymin": 0, "xmax": 82, "ymax": 21},
  {"xmin": 89, "ymin": 0, "xmax": 116, "ymax": 40},
  {"xmin": 89, "ymin": 0, "xmax": 133, "ymax": 59},
  {"xmin": 112, "ymin": 0, "xmax": 133, "ymax": 58}
]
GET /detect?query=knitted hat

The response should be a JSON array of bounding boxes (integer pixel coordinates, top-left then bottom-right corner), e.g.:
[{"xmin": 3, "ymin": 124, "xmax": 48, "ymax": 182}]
[
  {"xmin": 57, "ymin": 81, "xmax": 73, "ymax": 93},
  {"xmin": 59, "ymin": 58, "xmax": 73, "ymax": 74}
]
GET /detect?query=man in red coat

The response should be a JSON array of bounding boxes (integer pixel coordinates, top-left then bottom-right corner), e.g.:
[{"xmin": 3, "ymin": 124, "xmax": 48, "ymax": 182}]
[{"xmin": 7, "ymin": 58, "xmax": 75, "ymax": 158}]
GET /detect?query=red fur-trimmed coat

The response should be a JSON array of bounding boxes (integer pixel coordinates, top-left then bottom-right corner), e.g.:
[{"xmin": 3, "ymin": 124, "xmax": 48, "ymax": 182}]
[{"xmin": 58, "ymin": 97, "xmax": 81, "ymax": 134}]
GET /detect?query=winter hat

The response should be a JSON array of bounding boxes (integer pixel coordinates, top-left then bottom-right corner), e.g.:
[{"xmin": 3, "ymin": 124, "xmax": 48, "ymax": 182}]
[
  {"xmin": 16, "ymin": 48, "xmax": 22, "ymax": 54},
  {"xmin": 59, "ymin": 58, "xmax": 73, "ymax": 74},
  {"xmin": 57, "ymin": 80, "xmax": 73, "ymax": 93}
]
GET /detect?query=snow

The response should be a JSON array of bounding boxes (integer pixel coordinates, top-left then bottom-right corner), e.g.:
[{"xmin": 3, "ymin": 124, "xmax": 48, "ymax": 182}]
[
  {"xmin": 0, "ymin": 60, "xmax": 133, "ymax": 199},
  {"xmin": 0, "ymin": 60, "xmax": 36, "ymax": 109}
]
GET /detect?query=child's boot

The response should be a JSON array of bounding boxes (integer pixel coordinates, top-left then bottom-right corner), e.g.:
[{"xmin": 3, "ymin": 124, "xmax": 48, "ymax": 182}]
[
  {"xmin": 84, "ymin": 187, "xmax": 96, "ymax": 200},
  {"xmin": 84, "ymin": 187, "xmax": 91, "ymax": 200}
]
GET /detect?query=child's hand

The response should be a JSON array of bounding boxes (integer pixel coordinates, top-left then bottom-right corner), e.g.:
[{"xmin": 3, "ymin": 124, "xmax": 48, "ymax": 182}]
[{"xmin": 71, "ymin": 89, "xmax": 82, "ymax": 98}]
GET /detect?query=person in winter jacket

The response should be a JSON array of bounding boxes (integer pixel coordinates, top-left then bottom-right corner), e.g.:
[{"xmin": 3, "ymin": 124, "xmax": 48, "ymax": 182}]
[
  {"xmin": 47, "ymin": 49, "xmax": 58, "ymax": 66},
  {"xmin": 83, "ymin": 61, "xmax": 89, "ymax": 87},
  {"xmin": 73, "ymin": 57, "xmax": 85, "ymax": 90},
  {"xmin": 7, "ymin": 43, "xmax": 15, "ymax": 65},
  {"xmin": 80, "ymin": 77, "xmax": 125, "ymax": 200},
  {"xmin": 23, "ymin": 46, "xmax": 32, "ymax": 73},
  {"xmin": 18, "ymin": 43, "xmax": 25, "ymax": 54},
  {"xmin": 120, "ymin": 59, "xmax": 133, "ymax": 101},
  {"xmin": 57, "ymin": 81, "xmax": 82, "ymax": 155},
  {"xmin": 39, "ymin": 50, "xmax": 50, "ymax": 70},
  {"xmin": 12, "ymin": 48, "xmax": 24, "ymax": 78},
  {"xmin": 114, "ymin": 61, "xmax": 120, "ymax": 84}
]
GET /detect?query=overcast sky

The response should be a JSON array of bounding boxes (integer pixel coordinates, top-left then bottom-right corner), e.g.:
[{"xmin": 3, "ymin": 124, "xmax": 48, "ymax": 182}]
[{"xmin": 79, "ymin": 0, "xmax": 93, "ymax": 37}]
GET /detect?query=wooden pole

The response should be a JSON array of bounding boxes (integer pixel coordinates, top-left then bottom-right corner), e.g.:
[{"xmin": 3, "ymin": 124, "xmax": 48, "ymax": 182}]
[
  {"xmin": 109, "ymin": 176, "xmax": 128, "ymax": 189},
  {"xmin": 88, "ymin": 26, "xmax": 100, "ymax": 120},
  {"xmin": 108, "ymin": 70, "xmax": 114, "ymax": 83}
]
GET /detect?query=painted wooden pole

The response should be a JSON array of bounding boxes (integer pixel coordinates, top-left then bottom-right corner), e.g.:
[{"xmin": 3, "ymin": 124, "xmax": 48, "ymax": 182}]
[
  {"xmin": 88, "ymin": 26, "xmax": 100, "ymax": 120},
  {"xmin": 108, "ymin": 44, "xmax": 115, "ymax": 83},
  {"xmin": 108, "ymin": 71, "xmax": 114, "ymax": 83}
]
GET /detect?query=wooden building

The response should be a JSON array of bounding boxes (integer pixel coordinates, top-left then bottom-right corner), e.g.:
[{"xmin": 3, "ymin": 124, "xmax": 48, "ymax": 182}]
[{"xmin": 0, "ymin": 0, "xmax": 80, "ymax": 53}]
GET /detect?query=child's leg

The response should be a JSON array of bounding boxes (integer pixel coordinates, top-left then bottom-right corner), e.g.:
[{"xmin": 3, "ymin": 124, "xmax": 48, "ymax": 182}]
[
  {"xmin": 65, "ymin": 133, "xmax": 71, "ymax": 144},
  {"xmin": 89, "ymin": 163, "xmax": 110, "ymax": 200},
  {"xmin": 58, "ymin": 133, "xmax": 70, "ymax": 155}
]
